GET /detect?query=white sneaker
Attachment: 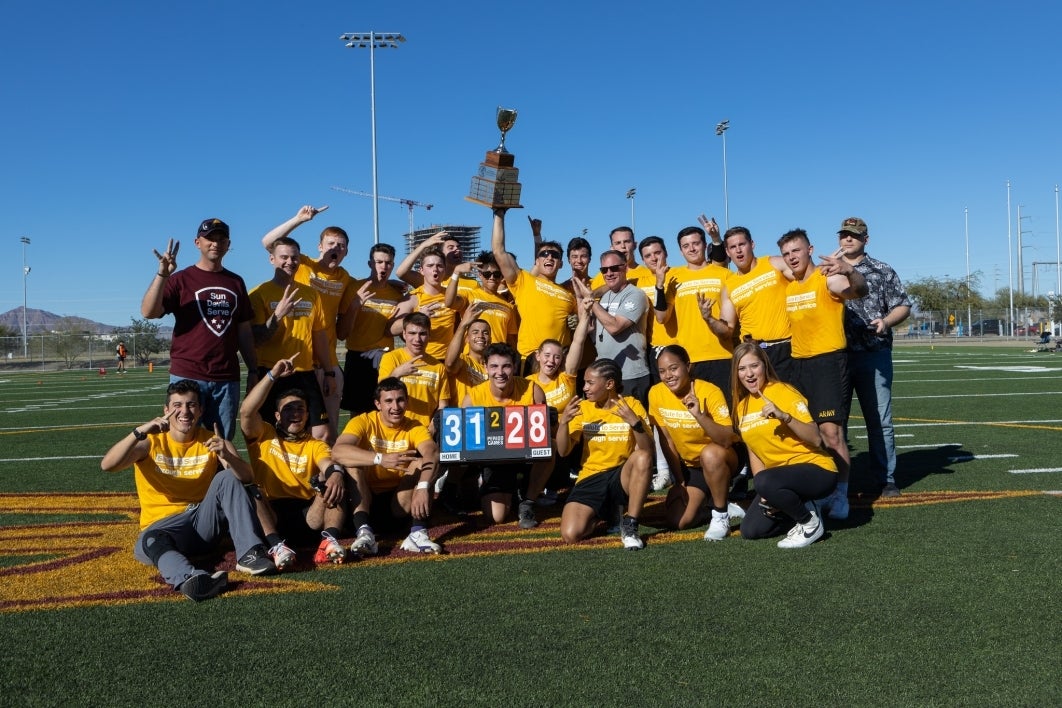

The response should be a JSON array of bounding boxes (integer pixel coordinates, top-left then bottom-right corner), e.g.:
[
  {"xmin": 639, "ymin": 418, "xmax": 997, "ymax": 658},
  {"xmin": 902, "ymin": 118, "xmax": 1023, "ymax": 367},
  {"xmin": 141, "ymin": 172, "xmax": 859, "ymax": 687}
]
[
  {"xmin": 651, "ymin": 471, "xmax": 671, "ymax": 492},
  {"xmin": 350, "ymin": 526, "xmax": 379, "ymax": 556},
  {"xmin": 726, "ymin": 502, "xmax": 746, "ymax": 521},
  {"xmin": 704, "ymin": 511, "xmax": 731, "ymax": 541},
  {"xmin": 825, "ymin": 489, "xmax": 848, "ymax": 520},
  {"xmin": 400, "ymin": 529, "xmax": 441, "ymax": 554},
  {"xmin": 619, "ymin": 516, "xmax": 644, "ymax": 550},
  {"xmin": 777, "ymin": 510, "xmax": 824, "ymax": 549}
]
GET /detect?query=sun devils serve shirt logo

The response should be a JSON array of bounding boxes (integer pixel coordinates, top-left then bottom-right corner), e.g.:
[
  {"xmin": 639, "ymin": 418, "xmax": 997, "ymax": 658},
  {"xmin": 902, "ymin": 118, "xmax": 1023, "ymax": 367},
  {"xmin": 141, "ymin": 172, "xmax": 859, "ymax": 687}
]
[{"xmin": 195, "ymin": 286, "xmax": 238, "ymax": 336}]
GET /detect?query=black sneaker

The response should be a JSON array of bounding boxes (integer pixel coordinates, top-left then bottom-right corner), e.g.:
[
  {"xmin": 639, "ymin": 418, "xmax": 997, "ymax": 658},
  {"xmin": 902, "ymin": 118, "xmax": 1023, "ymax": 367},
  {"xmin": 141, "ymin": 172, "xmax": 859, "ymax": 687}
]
[
  {"xmin": 236, "ymin": 544, "xmax": 277, "ymax": 575},
  {"xmin": 180, "ymin": 571, "xmax": 228, "ymax": 602},
  {"xmin": 881, "ymin": 483, "xmax": 901, "ymax": 498},
  {"xmin": 517, "ymin": 499, "xmax": 538, "ymax": 529}
]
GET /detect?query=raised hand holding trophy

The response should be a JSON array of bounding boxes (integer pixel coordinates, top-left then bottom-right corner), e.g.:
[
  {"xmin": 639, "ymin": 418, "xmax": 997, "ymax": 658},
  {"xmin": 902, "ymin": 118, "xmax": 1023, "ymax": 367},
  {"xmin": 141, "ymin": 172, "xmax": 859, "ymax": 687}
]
[{"xmin": 467, "ymin": 107, "xmax": 523, "ymax": 209}]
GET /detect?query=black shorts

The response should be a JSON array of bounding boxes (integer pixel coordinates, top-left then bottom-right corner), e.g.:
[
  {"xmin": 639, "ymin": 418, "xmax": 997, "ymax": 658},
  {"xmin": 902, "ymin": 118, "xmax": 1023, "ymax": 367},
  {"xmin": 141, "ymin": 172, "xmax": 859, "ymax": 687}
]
[
  {"xmin": 566, "ymin": 466, "xmax": 627, "ymax": 520},
  {"xmin": 257, "ymin": 369, "xmax": 329, "ymax": 428},
  {"xmin": 342, "ymin": 349, "xmax": 383, "ymax": 415},
  {"xmin": 677, "ymin": 463, "xmax": 709, "ymax": 496},
  {"xmin": 691, "ymin": 358, "xmax": 732, "ymax": 405},
  {"xmin": 480, "ymin": 462, "xmax": 523, "ymax": 496},
  {"xmin": 792, "ymin": 351, "xmax": 848, "ymax": 423},
  {"xmin": 762, "ymin": 339, "xmax": 795, "ymax": 384}
]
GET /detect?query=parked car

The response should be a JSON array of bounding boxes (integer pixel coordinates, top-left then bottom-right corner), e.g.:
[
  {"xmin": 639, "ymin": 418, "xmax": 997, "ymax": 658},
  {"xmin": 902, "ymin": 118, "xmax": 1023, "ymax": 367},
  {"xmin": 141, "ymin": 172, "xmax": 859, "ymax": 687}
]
[{"xmin": 970, "ymin": 319, "xmax": 1001, "ymax": 336}]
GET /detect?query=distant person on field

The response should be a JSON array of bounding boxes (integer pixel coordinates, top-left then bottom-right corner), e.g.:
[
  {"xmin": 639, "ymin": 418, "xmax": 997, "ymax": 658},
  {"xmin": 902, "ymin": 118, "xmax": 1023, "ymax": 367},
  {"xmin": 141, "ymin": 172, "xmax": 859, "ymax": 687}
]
[
  {"xmin": 116, "ymin": 341, "xmax": 128, "ymax": 374},
  {"xmin": 141, "ymin": 219, "xmax": 257, "ymax": 440},
  {"xmin": 100, "ymin": 379, "xmax": 275, "ymax": 602},
  {"xmin": 836, "ymin": 217, "xmax": 911, "ymax": 499}
]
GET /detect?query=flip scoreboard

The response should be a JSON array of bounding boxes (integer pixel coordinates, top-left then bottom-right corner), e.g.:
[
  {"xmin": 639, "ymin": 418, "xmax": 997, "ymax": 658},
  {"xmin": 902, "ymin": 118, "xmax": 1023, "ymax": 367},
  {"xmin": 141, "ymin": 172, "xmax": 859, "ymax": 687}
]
[{"xmin": 438, "ymin": 405, "xmax": 552, "ymax": 462}]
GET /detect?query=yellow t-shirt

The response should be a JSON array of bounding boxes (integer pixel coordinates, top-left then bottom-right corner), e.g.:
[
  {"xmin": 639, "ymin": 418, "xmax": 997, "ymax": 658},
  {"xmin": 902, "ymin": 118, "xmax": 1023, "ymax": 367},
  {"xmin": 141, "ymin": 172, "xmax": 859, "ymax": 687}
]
[
  {"xmin": 346, "ymin": 279, "xmax": 406, "ymax": 352},
  {"xmin": 452, "ymin": 353, "xmax": 488, "ymax": 406},
  {"xmin": 726, "ymin": 257, "xmax": 791, "ymax": 342},
  {"xmin": 340, "ymin": 412, "xmax": 432, "ymax": 492},
  {"xmin": 669, "ymin": 264, "xmax": 734, "ymax": 362},
  {"xmin": 133, "ymin": 429, "xmax": 218, "ymax": 530},
  {"xmin": 509, "ymin": 269, "xmax": 575, "ymax": 357},
  {"xmin": 566, "ymin": 396, "xmax": 650, "ymax": 483},
  {"xmin": 533, "ymin": 371, "xmax": 577, "ymax": 412},
  {"xmin": 460, "ymin": 283, "xmax": 517, "ymax": 350},
  {"xmin": 590, "ymin": 263, "xmax": 654, "ymax": 291},
  {"xmin": 249, "ymin": 279, "xmax": 327, "ymax": 370},
  {"xmin": 378, "ymin": 348, "xmax": 452, "ymax": 427},
  {"xmin": 411, "ymin": 286, "xmax": 459, "ymax": 360},
  {"xmin": 295, "ymin": 254, "xmax": 355, "ymax": 368},
  {"xmin": 248, "ymin": 426, "xmax": 332, "ymax": 501},
  {"xmin": 785, "ymin": 270, "xmax": 846, "ymax": 358},
  {"xmin": 633, "ymin": 269, "xmax": 679, "ymax": 348},
  {"xmin": 467, "ymin": 377, "xmax": 538, "ymax": 407},
  {"xmin": 648, "ymin": 379, "xmax": 730, "ymax": 467},
  {"xmin": 735, "ymin": 381, "xmax": 837, "ymax": 472}
]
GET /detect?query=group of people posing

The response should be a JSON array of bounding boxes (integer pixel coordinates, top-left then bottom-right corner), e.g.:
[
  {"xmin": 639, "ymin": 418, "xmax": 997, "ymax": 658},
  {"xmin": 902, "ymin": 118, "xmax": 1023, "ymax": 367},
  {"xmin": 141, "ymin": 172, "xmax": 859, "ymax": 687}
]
[{"xmin": 102, "ymin": 205, "xmax": 910, "ymax": 602}]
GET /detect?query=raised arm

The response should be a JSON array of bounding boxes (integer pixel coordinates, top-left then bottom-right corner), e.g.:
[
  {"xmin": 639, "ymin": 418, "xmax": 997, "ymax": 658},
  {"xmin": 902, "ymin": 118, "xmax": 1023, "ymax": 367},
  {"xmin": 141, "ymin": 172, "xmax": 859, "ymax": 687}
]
[
  {"xmin": 261, "ymin": 205, "xmax": 327, "ymax": 250},
  {"xmin": 240, "ymin": 357, "xmax": 296, "ymax": 442},
  {"xmin": 395, "ymin": 231, "xmax": 447, "ymax": 287},
  {"xmin": 101, "ymin": 409, "xmax": 174, "ymax": 472},
  {"xmin": 141, "ymin": 240, "xmax": 179, "ymax": 318},
  {"xmin": 564, "ymin": 297, "xmax": 593, "ymax": 376},
  {"xmin": 491, "ymin": 209, "xmax": 520, "ymax": 285},
  {"xmin": 820, "ymin": 250, "xmax": 869, "ymax": 299}
]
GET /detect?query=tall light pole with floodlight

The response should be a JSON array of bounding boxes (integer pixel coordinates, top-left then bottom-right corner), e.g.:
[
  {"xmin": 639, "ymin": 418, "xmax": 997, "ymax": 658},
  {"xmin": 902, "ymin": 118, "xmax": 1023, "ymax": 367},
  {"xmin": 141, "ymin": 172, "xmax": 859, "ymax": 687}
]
[
  {"xmin": 340, "ymin": 31, "xmax": 405, "ymax": 244},
  {"xmin": 20, "ymin": 236, "xmax": 31, "ymax": 358},
  {"xmin": 715, "ymin": 120, "xmax": 730, "ymax": 228},
  {"xmin": 626, "ymin": 188, "xmax": 636, "ymax": 231},
  {"xmin": 1007, "ymin": 181, "xmax": 1014, "ymax": 336},
  {"xmin": 964, "ymin": 207, "xmax": 972, "ymax": 334}
]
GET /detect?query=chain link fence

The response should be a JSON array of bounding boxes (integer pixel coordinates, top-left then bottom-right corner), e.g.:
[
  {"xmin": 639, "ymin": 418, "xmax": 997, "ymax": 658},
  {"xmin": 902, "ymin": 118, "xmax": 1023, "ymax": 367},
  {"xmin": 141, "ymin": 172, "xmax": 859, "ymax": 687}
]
[
  {"xmin": 0, "ymin": 335, "xmax": 170, "ymax": 369},
  {"xmin": 902, "ymin": 307, "xmax": 1055, "ymax": 339}
]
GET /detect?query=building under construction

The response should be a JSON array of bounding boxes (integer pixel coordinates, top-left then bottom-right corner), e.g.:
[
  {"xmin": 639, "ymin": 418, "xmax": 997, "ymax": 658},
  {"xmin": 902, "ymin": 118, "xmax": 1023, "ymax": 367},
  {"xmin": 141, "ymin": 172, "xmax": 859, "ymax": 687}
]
[{"xmin": 405, "ymin": 225, "xmax": 482, "ymax": 259}]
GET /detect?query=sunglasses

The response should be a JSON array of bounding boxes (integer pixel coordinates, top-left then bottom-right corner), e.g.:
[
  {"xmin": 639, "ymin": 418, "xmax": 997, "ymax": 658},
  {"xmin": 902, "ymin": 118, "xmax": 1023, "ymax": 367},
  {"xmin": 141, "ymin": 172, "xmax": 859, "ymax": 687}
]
[
  {"xmin": 537, "ymin": 250, "xmax": 562, "ymax": 260},
  {"xmin": 479, "ymin": 270, "xmax": 503, "ymax": 280},
  {"xmin": 600, "ymin": 264, "xmax": 625, "ymax": 274}
]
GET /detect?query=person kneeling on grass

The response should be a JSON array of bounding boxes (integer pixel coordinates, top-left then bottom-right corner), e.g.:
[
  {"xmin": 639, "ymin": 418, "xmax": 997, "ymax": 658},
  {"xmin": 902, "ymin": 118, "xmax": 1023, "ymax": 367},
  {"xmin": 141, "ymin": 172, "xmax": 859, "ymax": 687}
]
[
  {"xmin": 331, "ymin": 378, "xmax": 442, "ymax": 555},
  {"xmin": 100, "ymin": 380, "xmax": 275, "ymax": 603},
  {"xmin": 240, "ymin": 356, "xmax": 352, "ymax": 569},
  {"xmin": 730, "ymin": 342, "xmax": 837, "ymax": 549},
  {"xmin": 649, "ymin": 344, "xmax": 742, "ymax": 540},
  {"xmin": 556, "ymin": 359, "xmax": 652, "ymax": 550}
]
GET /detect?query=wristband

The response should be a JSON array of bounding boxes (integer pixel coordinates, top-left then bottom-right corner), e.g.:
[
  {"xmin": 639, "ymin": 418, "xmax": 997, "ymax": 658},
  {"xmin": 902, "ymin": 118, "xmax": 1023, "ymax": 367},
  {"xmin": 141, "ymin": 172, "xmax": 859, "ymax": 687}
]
[
  {"xmin": 654, "ymin": 287, "xmax": 668, "ymax": 312},
  {"xmin": 132, "ymin": 428, "xmax": 148, "ymax": 441},
  {"xmin": 631, "ymin": 420, "xmax": 646, "ymax": 434},
  {"xmin": 323, "ymin": 371, "xmax": 336, "ymax": 378},
  {"xmin": 415, "ymin": 481, "xmax": 430, "ymax": 490},
  {"xmin": 266, "ymin": 371, "xmax": 276, "ymax": 381},
  {"xmin": 373, "ymin": 452, "xmax": 383, "ymax": 466}
]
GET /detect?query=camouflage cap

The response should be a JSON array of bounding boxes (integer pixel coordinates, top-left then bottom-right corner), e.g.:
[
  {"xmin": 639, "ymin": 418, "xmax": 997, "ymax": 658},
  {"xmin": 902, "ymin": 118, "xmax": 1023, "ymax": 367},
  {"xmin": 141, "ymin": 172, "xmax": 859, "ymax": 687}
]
[{"xmin": 838, "ymin": 217, "xmax": 868, "ymax": 237}]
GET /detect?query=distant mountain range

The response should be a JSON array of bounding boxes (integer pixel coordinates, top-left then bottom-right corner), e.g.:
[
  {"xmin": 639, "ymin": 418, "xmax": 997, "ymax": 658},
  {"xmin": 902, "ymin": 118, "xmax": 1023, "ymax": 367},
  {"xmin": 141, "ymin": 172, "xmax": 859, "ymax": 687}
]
[{"xmin": 0, "ymin": 308, "xmax": 171, "ymax": 336}]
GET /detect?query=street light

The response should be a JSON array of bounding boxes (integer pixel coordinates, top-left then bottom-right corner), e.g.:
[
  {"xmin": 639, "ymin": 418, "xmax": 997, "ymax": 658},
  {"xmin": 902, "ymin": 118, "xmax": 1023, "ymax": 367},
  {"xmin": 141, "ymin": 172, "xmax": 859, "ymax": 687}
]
[
  {"xmin": 20, "ymin": 236, "xmax": 30, "ymax": 358},
  {"xmin": 964, "ymin": 207, "xmax": 971, "ymax": 335},
  {"xmin": 1007, "ymin": 181, "xmax": 1014, "ymax": 337},
  {"xmin": 715, "ymin": 120, "xmax": 730, "ymax": 228},
  {"xmin": 626, "ymin": 188, "xmax": 636, "ymax": 232},
  {"xmin": 340, "ymin": 31, "xmax": 405, "ymax": 244}
]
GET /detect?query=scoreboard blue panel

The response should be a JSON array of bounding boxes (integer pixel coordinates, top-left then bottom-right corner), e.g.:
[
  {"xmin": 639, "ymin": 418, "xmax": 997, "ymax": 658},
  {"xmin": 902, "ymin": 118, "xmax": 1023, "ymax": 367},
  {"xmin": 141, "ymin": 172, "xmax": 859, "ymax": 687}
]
[{"xmin": 438, "ymin": 405, "xmax": 552, "ymax": 462}]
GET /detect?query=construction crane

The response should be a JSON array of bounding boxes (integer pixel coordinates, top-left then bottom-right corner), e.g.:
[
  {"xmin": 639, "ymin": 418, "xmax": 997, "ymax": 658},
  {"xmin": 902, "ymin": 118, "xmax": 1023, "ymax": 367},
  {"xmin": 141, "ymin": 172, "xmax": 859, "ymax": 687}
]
[{"xmin": 331, "ymin": 186, "xmax": 433, "ymax": 242}]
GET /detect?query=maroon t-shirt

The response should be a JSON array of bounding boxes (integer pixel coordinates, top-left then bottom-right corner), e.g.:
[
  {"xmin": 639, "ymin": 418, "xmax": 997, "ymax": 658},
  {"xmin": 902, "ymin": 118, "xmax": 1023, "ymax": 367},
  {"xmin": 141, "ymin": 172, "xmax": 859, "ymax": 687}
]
[{"xmin": 162, "ymin": 265, "xmax": 252, "ymax": 381}]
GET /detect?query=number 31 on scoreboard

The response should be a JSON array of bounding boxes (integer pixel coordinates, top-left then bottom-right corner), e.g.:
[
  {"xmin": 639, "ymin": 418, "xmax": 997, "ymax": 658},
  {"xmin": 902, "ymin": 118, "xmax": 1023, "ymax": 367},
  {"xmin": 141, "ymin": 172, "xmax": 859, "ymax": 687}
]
[{"xmin": 438, "ymin": 405, "xmax": 551, "ymax": 462}]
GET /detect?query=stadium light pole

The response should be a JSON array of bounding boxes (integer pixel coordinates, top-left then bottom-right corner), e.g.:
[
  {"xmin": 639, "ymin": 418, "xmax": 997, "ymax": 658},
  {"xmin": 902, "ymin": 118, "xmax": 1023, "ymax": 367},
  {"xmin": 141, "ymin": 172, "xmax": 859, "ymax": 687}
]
[
  {"xmin": 20, "ymin": 236, "xmax": 31, "ymax": 358},
  {"xmin": 965, "ymin": 207, "xmax": 972, "ymax": 334},
  {"xmin": 340, "ymin": 31, "xmax": 405, "ymax": 244},
  {"xmin": 626, "ymin": 188, "xmax": 636, "ymax": 232},
  {"xmin": 715, "ymin": 120, "xmax": 730, "ymax": 228},
  {"xmin": 1007, "ymin": 181, "xmax": 1014, "ymax": 337},
  {"xmin": 1055, "ymin": 184, "xmax": 1060, "ymax": 307}
]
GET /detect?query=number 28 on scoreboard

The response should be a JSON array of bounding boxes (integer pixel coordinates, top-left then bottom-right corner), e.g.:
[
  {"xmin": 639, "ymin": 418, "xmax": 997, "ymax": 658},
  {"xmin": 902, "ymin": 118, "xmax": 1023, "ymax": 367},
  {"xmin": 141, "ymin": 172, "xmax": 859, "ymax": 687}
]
[{"xmin": 438, "ymin": 405, "xmax": 552, "ymax": 462}]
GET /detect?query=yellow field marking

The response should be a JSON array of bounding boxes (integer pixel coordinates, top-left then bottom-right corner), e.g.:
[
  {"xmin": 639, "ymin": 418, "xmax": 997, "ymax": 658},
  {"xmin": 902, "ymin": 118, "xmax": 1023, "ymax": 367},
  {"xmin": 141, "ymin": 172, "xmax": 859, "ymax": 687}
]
[{"xmin": 895, "ymin": 416, "xmax": 1062, "ymax": 432}]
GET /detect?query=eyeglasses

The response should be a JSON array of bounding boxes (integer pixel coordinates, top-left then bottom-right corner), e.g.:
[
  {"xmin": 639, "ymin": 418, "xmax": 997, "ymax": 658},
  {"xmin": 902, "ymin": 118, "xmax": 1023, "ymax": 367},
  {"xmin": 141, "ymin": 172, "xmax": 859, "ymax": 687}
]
[
  {"xmin": 600, "ymin": 264, "xmax": 625, "ymax": 274},
  {"xmin": 537, "ymin": 250, "xmax": 562, "ymax": 260},
  {"xmin": 479, "ymin": 270, "xmax": 503, "ymax": 280}
]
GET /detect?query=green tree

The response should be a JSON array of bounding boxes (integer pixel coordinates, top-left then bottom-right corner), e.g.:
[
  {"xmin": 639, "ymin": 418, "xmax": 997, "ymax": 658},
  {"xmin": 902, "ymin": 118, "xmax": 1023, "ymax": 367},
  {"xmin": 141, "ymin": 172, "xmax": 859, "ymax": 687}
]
[
  {"xmin": 115, "ymin": 318, "xmax": 168, "ymax": 365},
  {"xmin": 52, "ymin": 318, "xmax": 90, "ymax": 368}
]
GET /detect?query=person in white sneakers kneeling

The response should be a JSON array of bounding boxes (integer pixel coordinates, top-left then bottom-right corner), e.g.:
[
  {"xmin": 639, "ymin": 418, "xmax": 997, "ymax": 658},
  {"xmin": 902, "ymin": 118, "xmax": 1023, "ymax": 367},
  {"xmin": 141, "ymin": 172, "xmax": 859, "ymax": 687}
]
[
  {"xmin": 648, "ymin": 345, "xmax": 742, "ymax": 541},
  {"xmin": 331, "ymin": 378, "xmax": 441, "ymax": 555},
  {"xmin": 730, "ymin": 342, "xmax": 836, "ymax": 549}
]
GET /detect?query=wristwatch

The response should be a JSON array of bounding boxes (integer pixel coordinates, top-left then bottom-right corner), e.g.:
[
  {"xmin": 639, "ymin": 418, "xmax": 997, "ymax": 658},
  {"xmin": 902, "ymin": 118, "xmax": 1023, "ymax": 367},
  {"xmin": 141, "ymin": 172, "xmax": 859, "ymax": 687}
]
[{"xmin": 132, "ymin": 428, "xmax": 148, "ymax": 441}]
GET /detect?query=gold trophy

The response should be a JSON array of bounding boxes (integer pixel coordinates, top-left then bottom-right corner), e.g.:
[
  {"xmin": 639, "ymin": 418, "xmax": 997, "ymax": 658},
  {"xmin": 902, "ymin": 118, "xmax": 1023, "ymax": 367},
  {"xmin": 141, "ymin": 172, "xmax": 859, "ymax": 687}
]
[{"xmin": 467, "ymin": 106, "xmax": 523, "ymax": 208}]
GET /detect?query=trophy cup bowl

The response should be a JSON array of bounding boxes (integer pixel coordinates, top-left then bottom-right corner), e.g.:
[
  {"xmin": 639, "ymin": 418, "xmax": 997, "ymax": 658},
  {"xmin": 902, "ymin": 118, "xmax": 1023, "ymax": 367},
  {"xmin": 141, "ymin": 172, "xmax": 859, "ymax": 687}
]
[{"xmin": 494, "ymin": 107, "xmax": 517, "ymax": 154}]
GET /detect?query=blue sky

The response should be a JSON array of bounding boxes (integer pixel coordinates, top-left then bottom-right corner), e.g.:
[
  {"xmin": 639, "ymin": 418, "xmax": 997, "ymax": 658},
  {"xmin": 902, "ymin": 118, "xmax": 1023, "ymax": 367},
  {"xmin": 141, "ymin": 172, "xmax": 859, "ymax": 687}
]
[{"xmin": 2, "ymin": 1, "xmax": 1060, "ymax": 327}]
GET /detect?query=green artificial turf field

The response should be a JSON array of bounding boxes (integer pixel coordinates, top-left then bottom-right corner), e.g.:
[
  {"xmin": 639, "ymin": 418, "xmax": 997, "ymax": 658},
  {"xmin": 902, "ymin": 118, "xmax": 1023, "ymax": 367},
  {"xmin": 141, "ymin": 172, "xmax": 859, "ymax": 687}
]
[{"xmin": 1, "ymin": 345, "xmax": 1059, "ymax": 706}]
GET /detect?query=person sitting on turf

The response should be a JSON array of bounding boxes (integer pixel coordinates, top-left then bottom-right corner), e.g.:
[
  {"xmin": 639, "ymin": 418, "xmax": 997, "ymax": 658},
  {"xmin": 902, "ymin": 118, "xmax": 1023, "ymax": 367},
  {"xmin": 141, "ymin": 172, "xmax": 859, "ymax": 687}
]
[
  {"xmin": 100, "ymin": 379, "xmax": 275, "ymax": 602},
  {"xmin": 331, "ymin": 378, "xmax": 442, "ymax": 555},
  {"xmin": 461, "ymin": 343, "xmax": 548, "ymax": 527},
  {"xmin": 730, "ymin": 341, "xmax": 837, "ymax": 549},
  {"xmin": 649, "ymin": 344, "xmax": 741, "ymax": 539},
  {"xmin": 556, "ymin": 358, "xmax": 653, "ymax": 550},
  {"xmin": 240, "ymin": 356, "xmax": 351, "ymax": 569}
]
